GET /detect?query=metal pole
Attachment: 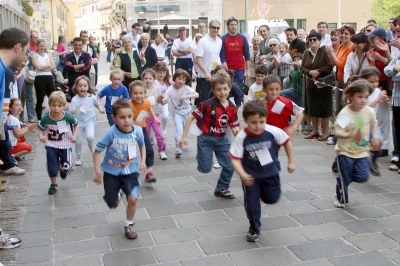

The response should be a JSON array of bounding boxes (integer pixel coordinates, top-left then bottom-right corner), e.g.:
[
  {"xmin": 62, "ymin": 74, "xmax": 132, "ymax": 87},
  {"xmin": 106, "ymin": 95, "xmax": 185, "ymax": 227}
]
[
  {"xmin": 245, "ymin": 0, "xmax": 248, "ymax": 34},
  {"xmin": 157, "ymin": 0, "xmax": 160, "ymax": 33},
  {"xmin": 338, "ymin": 0, "xmax": 341, "ymax": 28},
  {"xmin": 188, "ymin": 0, "xmax": 192, "ymax": 38}
]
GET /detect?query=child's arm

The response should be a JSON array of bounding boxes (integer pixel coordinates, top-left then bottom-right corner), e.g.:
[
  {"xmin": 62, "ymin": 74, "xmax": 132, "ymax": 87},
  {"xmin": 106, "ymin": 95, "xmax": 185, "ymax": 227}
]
[
  {"xmin": 180, "ymin": 92, "xmax": 199, "ymax": 99},
  {"xmin": 139, "ymin": 144, "xmax": 147, "ymax": 174},
  {"xmin": 95, "ymin": 104, "xmax": 105, "ymax": 114},
  {"xmin": 71, "ymin": 123, "xmax": 79, "ymax": 143},
  {"xmin": 39, "ymin": 129, "xmax": 46, "ymax": 143},
  {"xmin": 285, "ymin": 112, "xmax": 304, "ymax": 139},
  {"xmin": 13, "ymin": 123, "xmax": 36, "ymax": 138},
  {"xmin": 93, "ymin": 150, "xmax": 102, "ymax": 184},
  {"xmin": 179, "ymin": 114, "xmax": 196, "ymax": 148},
  {"xmin": 148, "ymin": 106, "xmax": 160, "ymax": 124},
  {"xmin": 283, "ymin": 140, "xmax": 295, "ymax": 173},
  {"xmin": 370, "ymin": 123, "xmax": 379, "ymax": 151},
  {"xmin": 231, "ymin": 159, "xmax": 254, "ymax": 186}
]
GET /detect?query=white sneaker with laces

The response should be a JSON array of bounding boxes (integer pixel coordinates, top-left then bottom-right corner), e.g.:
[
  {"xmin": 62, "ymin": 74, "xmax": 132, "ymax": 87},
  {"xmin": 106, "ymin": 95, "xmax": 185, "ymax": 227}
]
[
  {"xmin": 159, "ymin": 151, "xmax": 168, "ymax": 160},
  {"xmin": 391, "ymin": 156, "xmax": 399, "ymax": 163},
  {"xmin": 0, "ymin": 228, "xmax": 21, "ymax": 249},
  {"xmin": 213, "ymin": 162, "xmax": 221, "ymax": 169},
  {"xmin": 334, "ymin": 195, "xmax": 345, "ymax": 208},
  {"xmin": 3, "ymin": 166, "xmax": 25, "ymax": 176},
  {"xmin": 389, "ymin": 164, "xmax": 399, "ymax": 171},
  {"xmin": 75, "ymin": 156, "xmax": 82, "ymax": 166}
]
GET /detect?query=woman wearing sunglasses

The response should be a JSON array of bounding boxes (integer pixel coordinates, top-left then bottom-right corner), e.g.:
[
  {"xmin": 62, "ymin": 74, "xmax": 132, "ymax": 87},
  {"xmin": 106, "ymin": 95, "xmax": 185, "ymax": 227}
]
[
  {"xmin": 301, "ymin": 31, "xmax": 334, "ymax": 141},
  {"xmin": 260, "ymin": 38, "xmax": 280, "ymax": 76}
]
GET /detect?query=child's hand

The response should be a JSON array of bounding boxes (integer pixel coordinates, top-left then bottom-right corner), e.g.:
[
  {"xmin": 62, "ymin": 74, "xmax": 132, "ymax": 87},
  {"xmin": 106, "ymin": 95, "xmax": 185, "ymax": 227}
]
[
  {"xmin": 70, "ymin": 135, "xmax": 77, "ymax": 143},
  {"xmin": 140, "ymin": 162, "xmax": 146, "ymax": 175},
  {"xmin": 28, "ymin": 123, "xmax": 37, "ymax": 131},
  {"xmin": 240, "ymin": 173, "xmax": 254, "ymax": 186},
  {"xmin": 345, "ymin": 126, "xmax": 355, "ymax": 139},
  {"xmin": 93, "ymin": 172, "xmax": 102, "ymax": 184},
  {"xmin": 179, "ymin": 137, "xmax": 188, "ymax": 149},
  {"xmin": 99, "ymin": 107, "xmax": 105, "ymax": 114},
  {"xmin": 231, "ymin": 127, "xmax": 240, "ymax": 136},
  {"xmin": 284, "ymin": 126, "xmax": 296, "ymax": 139},
  {"xmin": 371, "ymin": 137, "xmax": 380, "ymax": 151},
  {"xmin": 155, "ymin": 117, "xmax": 161, "ymax": 124},
  {"xmin": 287, "ymin": 162, "xmax": 295, "ymax": 173},
  {"xmin": 39, "ymin": 135, "xmax": 46, "ymax": 143},
  {"xmin": 379, "ymin": 90, "xmax": 390, "ymax": 102},
  {"xmin": 71, "ymin": 108, "xmax": 77, "ymax": 114}
]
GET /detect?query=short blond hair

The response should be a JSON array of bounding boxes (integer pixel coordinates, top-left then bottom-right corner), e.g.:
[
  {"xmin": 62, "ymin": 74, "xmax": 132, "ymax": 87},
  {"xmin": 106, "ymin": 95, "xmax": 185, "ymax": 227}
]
[
  {"xmin": 48, "ymin": 91, "xmax": 67, "ymax": 106},
  {"xmin": 110, "ymin": 69, "xmax": 124, "ymax": 81}
]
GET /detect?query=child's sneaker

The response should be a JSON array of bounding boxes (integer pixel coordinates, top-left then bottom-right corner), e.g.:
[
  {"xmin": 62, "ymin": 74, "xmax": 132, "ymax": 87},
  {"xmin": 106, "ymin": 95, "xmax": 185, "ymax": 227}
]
[
  {"xmin": 331, "ymin": 160, "xmax": 338, "ymax": 173},
  {"xmin": 150, "ymin": 138, "xmax": 154, "ymax": 145},
  {"xmin": 48, "ymin": 184, "xmax": 58, "ymax": 195},
  {"xmin": 75, "ymin": 156, "xmax": 82, "ymax": 166},
  {"xmin": 3, "ymin": 166, "xmax": 25, "ymax": 176},
  {"xmin": 391, "ymin": 156, "xmax": 399, "ymax": 163},
  {"xmin": 370, "ymin": 162, "xmax": 381, "ymax": 176},
  {"xmin": 214, "ymin": 187, "xmax": 235, "ymax": 199},
  {"xmin": 145, "ymin": 172, "xmax": 156, "ymax": 182},
  {"xmin": 334, "ymin": 195, "xmax": 345, "ymax": 208},
  {"xmin": 0, "ymin": 228, "xmax": 21, "ymax": 249},
  {"xmin": 246, "ymin": 228, "xmax": 259, "ymax": 242},
  {"xmin": 175, "ymin": 149, "xmax": 182, "ymax": 158},
  {"xmin": 159, "ymin": 151, "xmax": 168, "ymax": 160},
  {"xmin": 213, "ymin": 161, "xmax": 221, "ymax": 169},
  {"xmin": 390, "ymin": 163, "xmax": 400, "ymax": 171},
  {"xmin": 60, "ymin": 163, "xmax": 74, "ymax": 179},
  {"xmin": 124, "ymin": 223, "xmax": 138, "ymax": 240}
]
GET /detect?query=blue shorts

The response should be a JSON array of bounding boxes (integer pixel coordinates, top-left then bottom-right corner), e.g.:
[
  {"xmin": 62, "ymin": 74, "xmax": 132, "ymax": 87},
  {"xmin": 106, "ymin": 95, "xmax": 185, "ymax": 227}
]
[
  {"xmin": 103, "ymin": 172, "xmax": 141, "ymax": 208},
  {"xmin": 369, "ymin": 128, "xmax": 384, "ymax": 141},
  {"xmin": 46, "ymin": 146, "xmax": 72, "ymax": 177}
]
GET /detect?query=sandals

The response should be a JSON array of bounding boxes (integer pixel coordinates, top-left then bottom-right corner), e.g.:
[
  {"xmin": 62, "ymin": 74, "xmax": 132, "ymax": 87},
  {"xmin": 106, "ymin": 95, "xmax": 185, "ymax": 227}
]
[
  {"xmin": 304, "ymin": 133, "xmax": 319, "ymax": 139},
  {"xmin": 317, "ymin": 135, "xmax": 330, "ymax": 141}
]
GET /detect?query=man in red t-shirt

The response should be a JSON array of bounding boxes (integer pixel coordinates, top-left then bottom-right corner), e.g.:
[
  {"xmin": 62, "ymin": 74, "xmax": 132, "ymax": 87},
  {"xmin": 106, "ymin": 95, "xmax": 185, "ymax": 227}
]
[
  {"xmin": 29, "ymin": 32, "xmax": 38, "ymax": 53},
  {"xmin": 220, "ymin": 17, "xmax": 250, "ymax": 92}
]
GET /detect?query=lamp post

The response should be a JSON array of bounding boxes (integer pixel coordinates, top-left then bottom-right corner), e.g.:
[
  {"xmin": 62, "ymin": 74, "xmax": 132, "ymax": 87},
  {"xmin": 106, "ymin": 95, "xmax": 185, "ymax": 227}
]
[
  {"xmin": 188, "ymin": 0, "xmax": 191, "ymax": 38},
  {"xmin": 157, "ymin": 0, "xmax": 160, "ymax": 33},
  {"xmin": 338, "ymin": 0, "xmax": 341, "ymax": 28}
]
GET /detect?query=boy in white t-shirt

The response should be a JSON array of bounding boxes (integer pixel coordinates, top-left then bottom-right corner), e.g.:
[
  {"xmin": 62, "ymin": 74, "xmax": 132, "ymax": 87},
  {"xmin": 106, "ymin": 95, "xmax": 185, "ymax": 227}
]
[{"xmin": 248, "ymin": 65, "xmax": 268, "ymax": 101}]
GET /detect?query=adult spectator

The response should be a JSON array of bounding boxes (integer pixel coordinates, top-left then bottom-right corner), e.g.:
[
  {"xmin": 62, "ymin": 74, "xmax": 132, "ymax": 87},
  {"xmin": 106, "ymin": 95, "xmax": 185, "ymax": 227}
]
[
  {"xmin": 0, "ymin": 27, "xmax": 29, "ymax": 175},
  {"xmin": 248, "ymin": 35, "xmax": 261, "ymax": 88},
  {"xmin": 165, "ymin": 33, "xmax": 174, "ymax": 65},
  {"xmin": 127, "ymin": 23, "xmax": 141, "ymax": 48},
  {"xmin": 106, "ymin": 39, "xmax": 112, "ymax": 62},
  {"xmin": 387, "ymin": 18, "xmax": 397, "ymax": 42},
  {"xmin": 31, "ymin": 39, "xmax": 56, "ymax": 120},
  {"xmin": 261, "ymin": 38, "xmax": 280, "ymax": 76},
  {"xmin": 344, "ymin": 33, "xmax": 370, "ymax": 83},
  {"xmin": 368, "ymin": 19, "xmax": 378, "ymax": 25},
  {"xmin": 139, "ymin": 33, "xmax": 157, "ymax": 70},
  {"xmin": 89, "ymin": 35, "xmax": 100, "ymax": 86},
  {"xmin": 220, "ymin": 16, "xmax": 251, "ymax": 91},
  {"xmin": 151, "ymin": 33, "xmax": 168, "ymax": 64},
  {"xmin": 29, "ymin": 31, "xmax": 38, "ymax": 52},
  {"xmin": 80, "ymin": 31, "xmax": 98, "ymax": 88},
  {"xmin": 301, "ymin": 31, "xmax": 333, "ymax": 141},
  {"xmin": 391, "ymin": 16, "xmax": 400, "ymax": 58},
  {"xmin": 64, "ymin": 37, "xmax": 92, "ymax": 97},
  {"xmin": 330, "ymin": 29, "xmax": 341, "ymax": 54},
  {"xmin": 285, "ymin": 27, "xmax": 306, "ymax": 57},
  {"xmin": 193, "ymin": 33, "xmax": 203, "ymax": 106},
  {"xmin": 317, "ymin": 21, "xmax": 332, "ymax": 47},
  {"xmin": 326, "ymin": 25, "xmax": 355, "ymax": 115},
  {"xmin": 12, "ymin": 56, "xmax": 27, "ymax": 98},
  {"xmin": 56, "ymin": 35, "xmax": 69, "ymax": 74},
  {"xmin": 194, "ymin": 21, "xmax": 207, "ymax": 42},
  {"xmin": 138, "ymin": 23, "xmax": 151, "ymax": 50},
  {"xmin": 172, "ymin": 26, "xmax": 193, "ymax": 80},
  {"xmin": 258, "ymin": 25, "xmax": 273, "ymax": 55},
  {"xmin": 297, "ymin": 29, "xmax": 306, "ymax": 42},
  {"xmin": 362, "ymin": 23, "xmax": 377, "ymax": 34},
  {"xmin": 195, "ymin": 20, "xmax": 222, "ymax": 102},
  {"xmin": 115, "ymin": 35, "xmax": 146, "ymax": 88}
]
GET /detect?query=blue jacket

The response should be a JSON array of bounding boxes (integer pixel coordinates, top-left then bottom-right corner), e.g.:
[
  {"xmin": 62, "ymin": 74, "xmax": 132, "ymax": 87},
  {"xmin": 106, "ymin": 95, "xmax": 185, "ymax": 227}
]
[{"xmin": 64, "ymin": 51, "xmax": 92, "ymax": 89}]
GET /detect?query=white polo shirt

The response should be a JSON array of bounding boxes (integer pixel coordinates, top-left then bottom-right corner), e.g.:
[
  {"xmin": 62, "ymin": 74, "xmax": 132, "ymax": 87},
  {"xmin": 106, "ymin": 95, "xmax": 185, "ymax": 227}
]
[
  {"xmin": 151, "ymin": 42, "xmax": 167, "ymax": 58},
  {"xmin": 171, "ymin": 38, "xmax": 193, "ymax": 59},
  {"xmin": 195, "ymin": 34, "xmax": 222, "ymax": 78}
]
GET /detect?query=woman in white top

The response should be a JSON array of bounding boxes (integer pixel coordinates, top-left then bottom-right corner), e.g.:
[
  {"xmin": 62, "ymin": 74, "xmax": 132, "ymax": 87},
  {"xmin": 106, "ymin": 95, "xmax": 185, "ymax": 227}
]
[
  {"xmin": 31, "ymin": 39, "xmax": 56, "ymax": 120},
  {"xmin": 151, "ymin": 33, "xmax": 168, "ymax": 64},
  {"xmin": 344, "ymin": 33, "xmax": 370, "ymax": 83}
]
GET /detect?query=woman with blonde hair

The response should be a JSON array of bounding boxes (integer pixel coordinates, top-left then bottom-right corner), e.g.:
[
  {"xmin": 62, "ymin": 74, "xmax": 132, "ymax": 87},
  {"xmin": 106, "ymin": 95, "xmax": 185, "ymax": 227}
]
[
  {"xmin": 151, "ymin": 33, "xmax": 168, "ymax": 64},
  {"xmin": 140, "ymin": 33, "xmax": 158, "ymax": 70}
]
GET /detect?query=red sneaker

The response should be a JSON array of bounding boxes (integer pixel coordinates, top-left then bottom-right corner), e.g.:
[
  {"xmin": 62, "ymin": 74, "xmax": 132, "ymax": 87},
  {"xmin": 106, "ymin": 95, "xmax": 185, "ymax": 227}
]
[{"xmin": 145, "ymin": 172, "xmax": 156, "ymax": 182}]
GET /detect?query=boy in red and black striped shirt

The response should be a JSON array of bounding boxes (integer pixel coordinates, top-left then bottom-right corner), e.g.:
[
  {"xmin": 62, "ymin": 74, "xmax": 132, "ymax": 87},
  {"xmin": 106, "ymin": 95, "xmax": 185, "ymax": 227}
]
[{"xmin": 180, "ymin": 72, "xmax": 239, "ymax": 199}]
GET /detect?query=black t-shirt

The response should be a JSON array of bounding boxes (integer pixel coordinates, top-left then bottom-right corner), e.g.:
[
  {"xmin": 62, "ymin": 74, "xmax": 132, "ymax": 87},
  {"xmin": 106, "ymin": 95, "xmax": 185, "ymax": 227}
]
[{"xmin": 289, "ymin": 38, "xmax": 306, "ymax": 57}]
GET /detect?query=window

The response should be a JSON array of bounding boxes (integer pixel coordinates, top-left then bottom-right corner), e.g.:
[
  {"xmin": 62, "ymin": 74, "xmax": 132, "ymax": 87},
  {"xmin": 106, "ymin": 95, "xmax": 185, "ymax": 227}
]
[
  {"xmin": 297, "ymin": 19, "xmax": 306, "ymax": 30},
  {"xmin": 328, "ymin": 23, "xmax": 337, "ymax": 30},
  {"xmin": 342, "ymin": 22, "xmax": 357, "ymax": 31},
  {"xmin": 285, "ymin": 19, "xmax": 294, "ymax": 28}
]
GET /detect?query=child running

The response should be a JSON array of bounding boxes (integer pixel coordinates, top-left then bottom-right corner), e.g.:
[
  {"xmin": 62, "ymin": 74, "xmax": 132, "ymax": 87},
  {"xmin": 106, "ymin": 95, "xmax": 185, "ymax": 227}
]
[
  {"xmin": 262, "ymin": 76, "xmax": 304, "ymax": 138},
  {"xmin": 142, "ymin": 68, "xmax": 168, "ymax": 160},
  {"xmin": 7, "ymin": 99, "xmax": 36, "ymax": 158},
  {"xmin": 69, "ymin": 76, "xmax": 105, "ymax": 166},
  {"xmin": 180, "ymin": 72, "xmax": 239, "ymax": 199},
  {"xmin": 38, "ymin": 91, "xmax": 78, "ymax": 194},
  {"xmin": 248, "ymin": 65, "xmax": 268, "ymax": 101},
  {"xmin": 129, "ymin": 80, "xmax": 159, "ymax": 182},
  {"xmin": 334, "ymin": 79, "xmax": 379, "ymax": 208},
  {"xmin": 229, "ymin": 99, "xmax": 295, "ymax": 242},
  {"xmin": 162, "ymin": 69, "xmax": 199, "ymax": 157},
  {"xmin": 93, "ymin": 98, "xmax": 146, "ymax": 240},
  {"xmin": 154, "ymin": 63, "xmax": 173, "ymax": 135},
  {"xmin": 97, "ymin": 69, "xmax": 130, "ymax": 126}
]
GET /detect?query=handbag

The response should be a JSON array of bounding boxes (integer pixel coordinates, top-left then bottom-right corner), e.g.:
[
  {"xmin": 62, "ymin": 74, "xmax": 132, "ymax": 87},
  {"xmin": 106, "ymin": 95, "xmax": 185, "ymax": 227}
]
[
  {"xmin": 315, "ymin": 73, "xmax": 336, "ymax": 88},
  {"xmin": 25, "ymin": 70, "xmax": 36, "ymax": 84}
]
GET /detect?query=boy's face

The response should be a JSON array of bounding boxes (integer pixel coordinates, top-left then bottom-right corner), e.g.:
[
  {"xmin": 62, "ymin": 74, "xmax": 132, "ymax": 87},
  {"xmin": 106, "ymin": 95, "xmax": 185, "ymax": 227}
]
[
  {"xmin": 245, "ymin": 114, "xmax": 266, "ymax": 135},
  {"xmin": 263, "ymin": 82, "xmax": 281, "ymax": 102},
  {"xmin": 293, "ymin": 57, "xmax": 301, "ymax": 62},
  {"xmin": 278, "ymin": 45, "xmax": 287, "ymax": 55},
  {"xmin": 349, "ymin": 91, "xmax": 369, "ymax": 111},
  {"xmin": 174, "ymin": 75, "xmax": 186, "ymax": 88},
  {"xmin": 130, "ymin": 86, "xmax": 145, "ymax": 104},
  {"xmin": 255, "ymin": 74, "xmax": 265, "ymax": 85},
  {"xmin": 49, "ymin": 101, "xmax": 65, "ymax": 116},
  {"xmin": 111, "ymin": 74, "xmax": 122, "ymax": 88},
  {"xmin": 212, "ymin": 82, "xmax": 231, "ymax": 102},
  {"xmin": 112, "ymin": 107, "xmax": 134, "ymax": 132}
]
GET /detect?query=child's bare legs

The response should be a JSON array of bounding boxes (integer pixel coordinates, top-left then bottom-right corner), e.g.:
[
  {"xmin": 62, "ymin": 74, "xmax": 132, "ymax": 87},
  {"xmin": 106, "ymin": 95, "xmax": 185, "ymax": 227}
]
[{"xmin": 126, "ymin": 195, "xmax": 137, "ymax": 221}]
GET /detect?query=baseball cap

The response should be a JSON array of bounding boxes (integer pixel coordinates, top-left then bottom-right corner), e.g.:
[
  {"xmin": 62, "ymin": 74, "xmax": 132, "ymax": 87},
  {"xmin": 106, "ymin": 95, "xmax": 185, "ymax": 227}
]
[
  {"xmin": 178, "ymin": 26, "xmax": 186, "ymax": 31},
  {"xmin": 366, "ymin": 27, "xmax": 386, "ymax": 38}
]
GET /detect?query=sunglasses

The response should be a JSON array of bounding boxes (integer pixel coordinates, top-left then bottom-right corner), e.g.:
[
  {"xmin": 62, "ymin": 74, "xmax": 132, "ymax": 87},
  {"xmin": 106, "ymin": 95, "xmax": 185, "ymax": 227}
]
[
  {"xmin": 210, "ymin": 26, "xmax": 220, "ymax": 30},
  {"xmin": 269, "ymin": 44, "xmax": 277, "ymax": 47},
  {"xmin": 308, "ymin": 38, "xmax": 318, "ymax": 42},
  {"xmin": 366, "ymin": 29, "xmax": 372, "ymax": 33}
]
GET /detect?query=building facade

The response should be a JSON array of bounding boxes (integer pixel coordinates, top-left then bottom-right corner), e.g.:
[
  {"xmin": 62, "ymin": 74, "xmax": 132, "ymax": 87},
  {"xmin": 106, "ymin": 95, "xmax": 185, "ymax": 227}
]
[{"xmin": 0, "ymin": 0, "xmax": 30, "ymax": 32}]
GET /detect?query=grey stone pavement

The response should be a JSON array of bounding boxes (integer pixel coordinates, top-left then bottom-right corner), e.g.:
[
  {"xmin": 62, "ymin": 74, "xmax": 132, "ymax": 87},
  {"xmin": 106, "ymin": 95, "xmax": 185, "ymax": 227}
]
[{"xmin": 2, "ymin": 50, "xmax": 400, "ymax": 265}]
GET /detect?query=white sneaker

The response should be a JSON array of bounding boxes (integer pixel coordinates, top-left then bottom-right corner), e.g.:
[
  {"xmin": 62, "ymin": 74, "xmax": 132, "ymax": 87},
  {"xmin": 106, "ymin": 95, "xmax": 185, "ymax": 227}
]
[
  {"xmin": 159, "ymin": 151, "xmax": 168, "ymax": 160},
  {"xmin": 326, "ymin": 137, "xmax": 335, "ymax": 145},
  {"xmin": 213, "ymin": 162, "xmax": 221, "ymax": 169},
  {"xmin": 175, "ymin": 149, "xmax": 182, "ymax": 158},
  {"xmin": 150, "ymin": 138, "xmax": 154, "ymax": 145},
  {"xmin": 334, "ymin": 195, "xmax": 345, "ymax": 208},
  {"xmin": 75, "ymin": 157, "xmax": 82, "ymax": 166},
  {"xmin": 391, "ymin": 156, "xmax": 399, "ymax": 163},
  {"xmin": 389, "ymin": 164, "xmax": 399, "ymax": 171},
  {"xmin": 3, "ymin": 166, "xmax": 25, "ymax": 176},
  {"xmin": 0, "ymin": 228, "xmax": 21, "ymax": 249}
]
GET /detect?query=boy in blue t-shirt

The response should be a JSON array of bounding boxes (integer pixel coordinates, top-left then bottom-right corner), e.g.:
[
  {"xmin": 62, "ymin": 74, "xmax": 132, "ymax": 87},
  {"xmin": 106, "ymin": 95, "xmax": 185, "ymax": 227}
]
[
  {"xmin": 93, "ymin": 98, "xmax": 146, "ymax": 240},
  {"xmin": 229, "ymin": 99, "xmax": 295, "ymax": 242},
  {"xmin": 97, "ymin": 69, "xmax": 130, "ymax": 126}
]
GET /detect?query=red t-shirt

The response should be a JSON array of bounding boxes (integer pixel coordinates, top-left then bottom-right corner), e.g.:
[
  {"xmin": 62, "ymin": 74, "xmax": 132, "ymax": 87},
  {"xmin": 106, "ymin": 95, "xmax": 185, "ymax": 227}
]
[
  {"xmin": 374, "ymin": 50, "xmax": 388, "ymax": 81},
  {"xmin": 29, "ymin": 42, "xmax": 37, "ymax": 53},
  {"xmin": 223, "ymin": 35, "xmax": 245, "ymax": 70},
  {"xmin": 264, "ymin": 96, "xmax": 303, "ymax": 130}
]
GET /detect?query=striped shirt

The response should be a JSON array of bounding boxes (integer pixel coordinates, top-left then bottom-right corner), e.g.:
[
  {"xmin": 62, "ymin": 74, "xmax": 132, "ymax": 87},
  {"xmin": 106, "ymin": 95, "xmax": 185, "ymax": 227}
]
[
  {"xmin": 384, "ymin": 57, "xmax": 400, "ymax": 106},
  {"xmin": 39, "ymin": 111, "xmax": 78, "ymax": 149}
]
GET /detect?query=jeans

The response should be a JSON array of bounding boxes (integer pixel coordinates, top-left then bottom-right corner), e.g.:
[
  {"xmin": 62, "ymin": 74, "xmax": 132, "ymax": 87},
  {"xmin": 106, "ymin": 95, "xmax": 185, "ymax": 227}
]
[
  {"xmin": 197, "ymin": 78, "xmax": 211, "ymax": 103},
  {"xmin": 393, "ymin": 107, "xmax": 400, "ymax": 157},
  {"xmin": 280, "ymin": 87, "xmax": 303, "ymax": 107},
  {"xmin": 142, "ymin": 128, "xmax": 154, "ymax": 167},
  {"xmin": 392, "ymin": 118, "xmax": 400, "ymax": 157},
  {"xmin": 0, "ymin": 124, "xmax": 15, "ymax": 170},
  {"xmin": 158, "ymin": 103, "xmax": 169, "ymax": 135},
  {"xmin": 21, "ymin": 82, "xmax": 37, "ymax": 121},
  {"xmin": 197, "ymin": 134, "xmax": 234, "ymax": 190},
  {"xmin": 106, "ymin": 50, "xmax": 112, "ymax": 62},
  {"xmin": 146, "ymin": 114, "xmax": 166, "ymax": 153},
  {"xmin": 76, "ymin": 124, "xmax": 95, "ymax": 156},
  {"xmin": 175, "ymin": 58, "xmax": 193, "ymax": 80},
  {"xmin": 231, "ymin": 69, "xmax": 244, "ymax": 91},
  {"xmin": 172, "ymin": 112, "xmax": 189, "ymax": 150},
  {"xmin": 107, "ymin": 113, "xmax": 115, "ymax": 126}
]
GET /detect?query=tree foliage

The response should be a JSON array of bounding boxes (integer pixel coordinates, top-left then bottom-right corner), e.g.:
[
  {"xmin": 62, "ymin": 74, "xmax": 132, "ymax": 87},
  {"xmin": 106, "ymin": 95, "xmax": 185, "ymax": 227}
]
[
  {"xmin": 18, "ymin": 0, "xmax": 34, "ymax": 16},
  {"xmin": 372, "ymin": 0, "xmax": 400, "ymax": 28}
]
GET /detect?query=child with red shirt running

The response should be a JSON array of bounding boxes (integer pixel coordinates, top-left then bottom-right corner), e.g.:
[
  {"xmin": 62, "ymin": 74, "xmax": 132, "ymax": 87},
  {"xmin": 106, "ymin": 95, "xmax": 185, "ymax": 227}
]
[
  {"xmin": 262, "ymin": 76, "xmax": 304, "ymax": 138},
  {"xmin": 179, "ymin": 72, "xmax": 240, "ymax": 199}
]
